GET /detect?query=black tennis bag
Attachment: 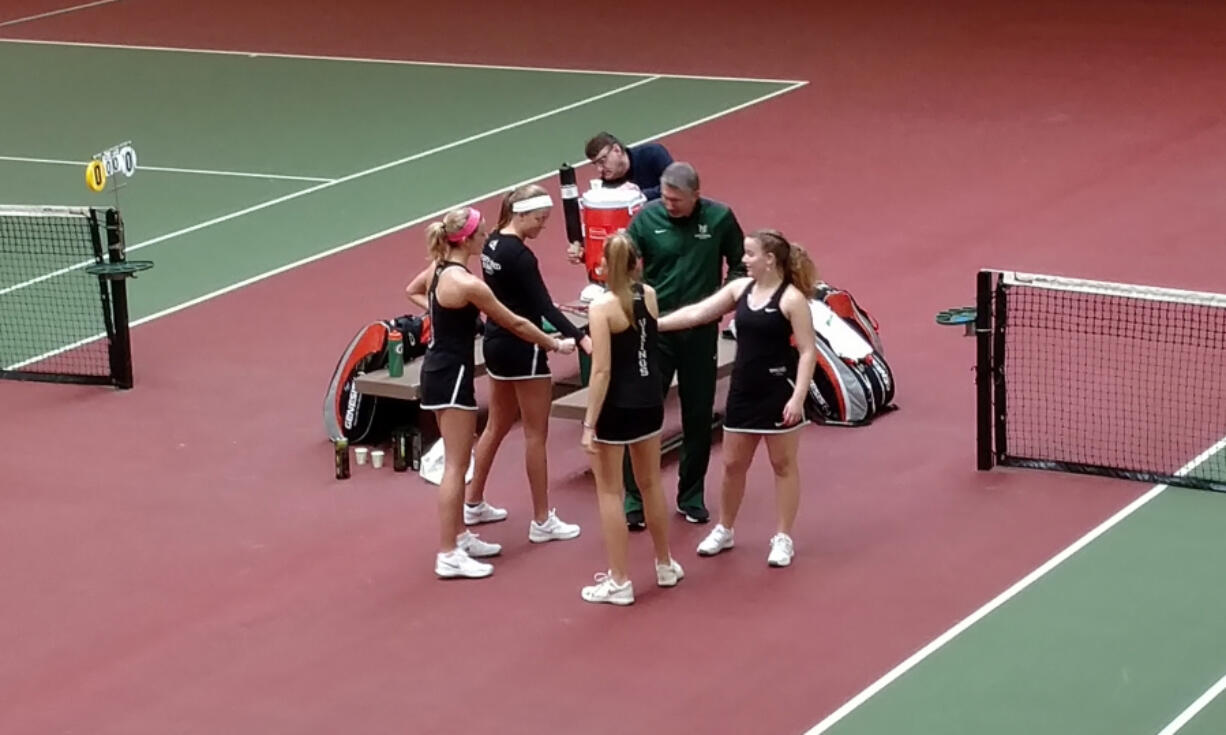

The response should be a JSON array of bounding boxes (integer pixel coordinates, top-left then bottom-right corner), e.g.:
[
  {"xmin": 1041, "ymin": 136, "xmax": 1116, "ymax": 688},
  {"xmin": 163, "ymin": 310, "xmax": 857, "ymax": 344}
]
[
  {"xmin": 322, "ymin": 314, "xmax": 430, "ymax": 443},
  {"xmin": 804, "ymin": 284, "xmax": 896, "ymax": 426}
]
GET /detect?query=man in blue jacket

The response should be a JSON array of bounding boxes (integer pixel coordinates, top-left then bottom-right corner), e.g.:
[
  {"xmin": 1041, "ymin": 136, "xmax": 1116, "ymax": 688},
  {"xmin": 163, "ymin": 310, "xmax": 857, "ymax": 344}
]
[{"xmin": 584, "ymin": 132, "xmax": 674, "ymax": 200}]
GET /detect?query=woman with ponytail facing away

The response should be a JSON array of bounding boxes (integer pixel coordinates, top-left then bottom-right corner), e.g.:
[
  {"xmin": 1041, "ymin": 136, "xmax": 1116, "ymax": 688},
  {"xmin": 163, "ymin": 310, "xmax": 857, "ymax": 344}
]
[
  {"xmin": 579, "ymin": 233, "xmax": 683, "ymax": 605},
  {"xmin": 657, "ymin": 230, "xmax": 817, "ymax": 568},
  {"xmin": 405, "ymin": 207, "xmax": 575, "ymax": 580}
]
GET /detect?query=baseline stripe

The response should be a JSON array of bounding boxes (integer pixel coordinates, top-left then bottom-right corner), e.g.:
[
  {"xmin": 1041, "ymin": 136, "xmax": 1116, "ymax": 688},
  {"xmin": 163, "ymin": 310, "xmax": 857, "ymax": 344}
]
[
  {"xmin": 0, "ymin": 155, "xmax": 334, "ymax": 182},
  {"xmin": 0, "ymin": 37, "xmax": 806, "ymax": 85},
  {"xmin": 0, "ymin": 0, "xmax": 118, "ymax": 28},
  {"xmin": 1155, "ymin": 671, "xmax": 1226, "ymax": 735}
]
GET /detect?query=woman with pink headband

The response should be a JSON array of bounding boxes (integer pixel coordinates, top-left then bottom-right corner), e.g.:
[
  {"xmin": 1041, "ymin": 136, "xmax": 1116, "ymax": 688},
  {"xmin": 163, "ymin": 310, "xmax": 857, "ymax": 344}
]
[{"xmin": 406, "ymin": 206, "xmax": 576, "ymax": 579}]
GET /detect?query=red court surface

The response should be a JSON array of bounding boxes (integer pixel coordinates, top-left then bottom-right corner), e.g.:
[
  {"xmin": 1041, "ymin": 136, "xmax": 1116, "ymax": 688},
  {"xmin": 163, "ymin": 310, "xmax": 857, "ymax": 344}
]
[{"xmin": 3, "ymin": 1, "xmax": 1225, "ymax": 733}]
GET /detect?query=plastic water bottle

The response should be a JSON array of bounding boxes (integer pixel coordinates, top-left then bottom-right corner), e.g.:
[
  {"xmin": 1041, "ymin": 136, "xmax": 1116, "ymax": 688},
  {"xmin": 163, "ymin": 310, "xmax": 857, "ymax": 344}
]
[{"xmin": 387, "ymin": 330, "xmax": 404, "ymax": 378}]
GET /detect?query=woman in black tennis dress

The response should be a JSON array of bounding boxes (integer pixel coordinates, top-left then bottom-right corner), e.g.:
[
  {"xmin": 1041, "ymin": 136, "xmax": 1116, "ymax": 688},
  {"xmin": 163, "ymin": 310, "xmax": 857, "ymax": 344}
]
[
  {"xmin": 578, "ymin": 233, "xmax": 683, "ymax": 606},
  {"xmin": 405, "ymin": 206, "xmax": 575, "ymax": 580},
  {"xmin": 464, "ymin": 184, "xmax": 588, "ymax": 546},
  {"xmin": 657, "ymin": 229, "xmax": 817, "ymax": 569}
]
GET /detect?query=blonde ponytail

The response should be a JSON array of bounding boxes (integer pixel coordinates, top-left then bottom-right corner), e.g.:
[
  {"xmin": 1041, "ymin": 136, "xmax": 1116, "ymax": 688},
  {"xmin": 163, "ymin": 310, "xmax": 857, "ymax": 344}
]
[
  {"xmin": 426, "ymin": 207, "xmax": 483, "ymax": 262},
  {"xmin": 603, "ymin": 232, "xmax": 639, "ymax": 324},
  {"xmin": 425, "ymin": 222, "xmax": 449, "ymax": 262}
]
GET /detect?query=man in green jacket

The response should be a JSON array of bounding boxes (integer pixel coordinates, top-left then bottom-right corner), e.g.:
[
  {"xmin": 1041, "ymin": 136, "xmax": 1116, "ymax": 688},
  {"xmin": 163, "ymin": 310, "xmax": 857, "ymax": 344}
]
[{"xmin": 622, "ymin": 162, "xmax": 746, "ymax": 527}]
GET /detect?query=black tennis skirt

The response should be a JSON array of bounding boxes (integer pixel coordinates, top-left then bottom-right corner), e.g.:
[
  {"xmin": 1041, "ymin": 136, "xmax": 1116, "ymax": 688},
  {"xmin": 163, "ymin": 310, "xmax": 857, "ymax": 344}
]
[
  {"xmin": 595, "ymin": 404, "xmax": 665, "ymax": 444},
  {"xmin": 484, "ymin": 334, "xmax": 550, "ymax": 380},
  {"xmin": 724, "ymin": 375, "xmax": 808, "ymax": 433},
  {"xmin": 420, "ymin": 360, "xmax": 477, "ymax": 411}
]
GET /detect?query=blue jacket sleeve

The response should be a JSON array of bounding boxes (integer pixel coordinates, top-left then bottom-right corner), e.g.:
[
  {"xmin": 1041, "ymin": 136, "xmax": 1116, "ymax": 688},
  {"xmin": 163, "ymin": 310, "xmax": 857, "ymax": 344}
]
[{"xmin": 630, "ymin": 143, "xmax": 674, "ymax": 200}]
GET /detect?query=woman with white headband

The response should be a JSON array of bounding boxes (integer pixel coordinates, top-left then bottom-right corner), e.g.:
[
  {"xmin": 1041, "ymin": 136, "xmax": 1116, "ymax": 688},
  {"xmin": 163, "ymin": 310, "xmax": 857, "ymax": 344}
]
[
  {"xmin": 464, "ymin": 184, "xmax": 592, "ymax": 545},
  {"xmin": 405, "ymin": 206, "xmax": 575, "ymax": 579}
]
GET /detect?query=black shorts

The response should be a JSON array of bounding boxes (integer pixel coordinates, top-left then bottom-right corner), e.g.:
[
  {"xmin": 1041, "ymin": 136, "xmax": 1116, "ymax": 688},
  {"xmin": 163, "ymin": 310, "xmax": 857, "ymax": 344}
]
[
  {"xmin": 420, "ymin": 360, "xmax": 477, "ymax": 411},
  {"xmin": 724, "ymin": 376, "xmax": 808, "ymax": 434},
  {"xmin": 484, "ymin": 334, "xmax": 549, "ymax": 380},
  {"xmin": 595, "ymin": 404, "xmax": 664, "ymax": 444}
]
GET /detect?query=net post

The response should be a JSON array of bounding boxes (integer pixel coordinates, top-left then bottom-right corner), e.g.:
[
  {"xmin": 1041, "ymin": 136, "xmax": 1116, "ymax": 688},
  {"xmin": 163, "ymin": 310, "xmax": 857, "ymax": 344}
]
[
  {"xmin": 991, "ymin": 272, "xmax": 1009, "ymax": 462},
  {"xmin": 975, "ymin": 270, "xmax": 994, "ymax": 470},
  {"xmin": 104, "ymin": 209, "xmax": 134, "ymax": 390}
]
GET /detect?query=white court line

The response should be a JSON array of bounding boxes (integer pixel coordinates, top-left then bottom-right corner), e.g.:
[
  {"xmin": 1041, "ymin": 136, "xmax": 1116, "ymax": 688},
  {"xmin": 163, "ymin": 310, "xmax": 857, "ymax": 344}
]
[
  {"xmin": 0, "ymin": 155, "xmax": 334, "ymax": 183},
  {"xmin": 805, "ymin": 434, "xmax": 1226, "ymax": 734},
  {"xmin": 0, "ymin": 0, "xmax": 118, "ymax": 28},
  {"xmin": 3, "ymin": 80, "xmax": 806, "ymax": 371},
  {"xmin": 0, "ymin": 75, "xmax": 660, "ymax": 300},
  {"xmin": 0, "ymin": 37, "xmax": 807, "ymax": 85},
  {"xmin": 1156, "ymin": 672, "xmax": 1226, "ymax": 735}
]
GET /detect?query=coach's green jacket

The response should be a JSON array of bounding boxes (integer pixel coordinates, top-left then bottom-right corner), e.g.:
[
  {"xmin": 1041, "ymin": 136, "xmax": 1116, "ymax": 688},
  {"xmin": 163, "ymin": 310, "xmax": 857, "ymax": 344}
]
[{"xmin": 626, "ymin": 198, "xmax": 746, "ymax": 312}]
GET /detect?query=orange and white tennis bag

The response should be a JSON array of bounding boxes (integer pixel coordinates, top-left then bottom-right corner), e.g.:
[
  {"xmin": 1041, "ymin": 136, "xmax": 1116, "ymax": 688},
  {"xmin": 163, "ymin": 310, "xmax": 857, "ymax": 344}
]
[{"xmin": 804, "ymin": 283, "xmax": 896, "ymax": 426}]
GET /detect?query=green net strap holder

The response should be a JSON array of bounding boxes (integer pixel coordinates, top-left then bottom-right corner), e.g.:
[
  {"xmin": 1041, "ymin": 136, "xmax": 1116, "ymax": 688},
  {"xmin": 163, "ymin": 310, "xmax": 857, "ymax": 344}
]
[
  {"xmin": 935, "ymin": 306, "xmax": 978, "ymax": 336},
  {"xmin": 85, "ymin": 259, "xmax": 154, "ymax": 280}
]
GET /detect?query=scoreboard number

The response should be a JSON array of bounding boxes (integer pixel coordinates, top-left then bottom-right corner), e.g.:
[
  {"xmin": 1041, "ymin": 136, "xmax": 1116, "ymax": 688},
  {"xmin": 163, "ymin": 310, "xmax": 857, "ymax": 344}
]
[{"xmin": 89, "ymin": 141, "xmax": 139, "ymax": 192}]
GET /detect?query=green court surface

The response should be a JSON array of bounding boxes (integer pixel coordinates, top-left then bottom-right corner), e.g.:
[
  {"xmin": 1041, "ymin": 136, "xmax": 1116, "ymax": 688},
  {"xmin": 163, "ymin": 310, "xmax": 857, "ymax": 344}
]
[
  {"xmin": 816, "ymin": 466, "xmax": 1226, "ymax": 735},
  {"xmin": 0, "ymin": 39, "xmax": 799, "ymax": 367}
]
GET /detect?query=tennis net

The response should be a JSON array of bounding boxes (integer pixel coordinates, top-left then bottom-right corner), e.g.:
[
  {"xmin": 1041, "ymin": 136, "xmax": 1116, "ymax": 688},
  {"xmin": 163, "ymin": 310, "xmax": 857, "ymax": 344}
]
[
  {"xmin": 975, "ymin": 269, "xmax": 1226, "ymax": 492},
  {"xmin": 0, "ymin": 205, "xmax": 135, "ymax": 388}
]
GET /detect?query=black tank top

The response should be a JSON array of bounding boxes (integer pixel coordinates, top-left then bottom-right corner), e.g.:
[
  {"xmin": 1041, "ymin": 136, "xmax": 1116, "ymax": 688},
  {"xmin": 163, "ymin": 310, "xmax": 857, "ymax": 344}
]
[
  {"xmin": 731, "ymin": 280, "xmax": 797, "ymax": 385},
  {"xmin": 424, "ymin": 261, "xmax": 479, "ymax": 369},
  {"xmin": 605, "ymin": 283, "xmax": 662, "ymax": 409}
]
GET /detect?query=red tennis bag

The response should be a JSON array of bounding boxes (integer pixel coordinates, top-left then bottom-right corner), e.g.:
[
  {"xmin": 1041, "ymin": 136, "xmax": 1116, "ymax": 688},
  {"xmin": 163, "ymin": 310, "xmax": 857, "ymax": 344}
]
[{"xmin": 322, "ymin": 314, "xmax": 430, "ymax": 443}]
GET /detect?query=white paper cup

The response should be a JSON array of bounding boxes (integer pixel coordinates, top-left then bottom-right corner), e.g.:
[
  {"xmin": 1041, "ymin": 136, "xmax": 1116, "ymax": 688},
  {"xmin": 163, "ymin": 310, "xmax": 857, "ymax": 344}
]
[
  {"xmin": 370, "ymin": 449, "xmax": 385, "ymax": 469},
  {"xmin": 354, "ymin": 447, "xmax": 369, "ymax": 465}
]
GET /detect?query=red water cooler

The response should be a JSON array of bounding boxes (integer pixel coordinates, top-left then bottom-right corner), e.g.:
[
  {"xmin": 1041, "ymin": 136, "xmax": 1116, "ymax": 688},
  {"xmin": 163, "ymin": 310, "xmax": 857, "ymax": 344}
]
[{"xmin": 579, "ymin": 185, "xmax": 646, "ymax": 283}]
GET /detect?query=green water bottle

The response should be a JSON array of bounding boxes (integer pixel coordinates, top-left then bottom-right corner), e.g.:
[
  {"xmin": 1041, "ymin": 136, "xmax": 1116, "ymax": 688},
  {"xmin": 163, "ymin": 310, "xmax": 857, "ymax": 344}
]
[{"xmin": 387, "ymin": 330, "xmax": 404, "ymax": 378}]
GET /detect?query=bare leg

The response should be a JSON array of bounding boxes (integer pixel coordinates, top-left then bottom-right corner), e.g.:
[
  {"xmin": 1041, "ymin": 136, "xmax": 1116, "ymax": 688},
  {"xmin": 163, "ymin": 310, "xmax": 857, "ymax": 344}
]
[
  {"xmin": 764, "ymin": 430, "xmax": 801, "ymax": 535},
  {"xmin": 716, "ymin": 432, "xmax": 760, "ymax": 529},
  {"xmin": 466, "ymin": 379, "xmax": 519, "ymax": 504},
  {"xmin": 591, "ymin": 442, "xmax": 630, "ymax": 583},
  {"xmin": 514, "ymin": 378, "xmax": 555, "ymax": 524},
  {"xmin": 628, "ymin": 435, "xmax": 671, "ymax": 566},
  {"xmin": 435, "ymin": 408, "xmax": 477, "ymax": 552}
]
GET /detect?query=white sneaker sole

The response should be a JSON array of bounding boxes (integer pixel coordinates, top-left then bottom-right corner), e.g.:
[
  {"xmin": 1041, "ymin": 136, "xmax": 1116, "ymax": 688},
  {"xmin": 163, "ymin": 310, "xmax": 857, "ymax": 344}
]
[
  {"xmin": 657, "ymin": 570, "xmax": 685, "ymax": 587},
  {"xmin": 463, "ymin": 546, "xmax": 502, "ymax": 558},
  {"xmin": 581, "ymin": 591, "xmax": 635, "ymax": 605},
  {"xmin": 436, "ymin": 565, "xmax": 494, "ymax": 579},
  {"xmin": 768, "ymin": 555, "xmax": 793, "ymax": 568},
  {"xmin": 697, "ymin": 541, "xmax": 734, "ymax": 557},
  {"xmin": 529, "ymin": 528, "xmax": 581, "ymax": 543}
]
